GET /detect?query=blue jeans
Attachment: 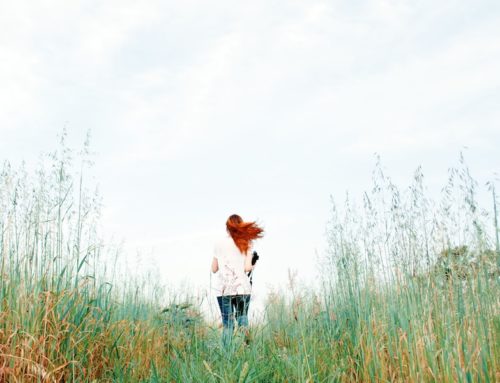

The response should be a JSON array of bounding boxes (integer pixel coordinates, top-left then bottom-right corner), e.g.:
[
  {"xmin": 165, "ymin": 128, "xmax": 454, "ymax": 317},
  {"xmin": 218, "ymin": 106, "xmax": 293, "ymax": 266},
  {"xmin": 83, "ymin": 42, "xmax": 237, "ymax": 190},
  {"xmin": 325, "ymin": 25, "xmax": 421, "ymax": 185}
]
[{"xmin": 217, "ymin": 295, "xmax": 250, "ymax": 347}]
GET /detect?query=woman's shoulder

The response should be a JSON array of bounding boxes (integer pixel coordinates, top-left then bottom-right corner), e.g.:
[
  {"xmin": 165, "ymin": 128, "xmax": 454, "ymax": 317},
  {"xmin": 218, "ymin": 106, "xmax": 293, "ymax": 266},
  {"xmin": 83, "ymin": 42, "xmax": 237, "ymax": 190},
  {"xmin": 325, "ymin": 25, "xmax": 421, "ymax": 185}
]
[
  {"xmin": 215, "ymin": 235, "xmax": 232, "ymax": 247},
  {"xmin": 214, "ymin": 236, "xmax": 236, "ymax": 254}
]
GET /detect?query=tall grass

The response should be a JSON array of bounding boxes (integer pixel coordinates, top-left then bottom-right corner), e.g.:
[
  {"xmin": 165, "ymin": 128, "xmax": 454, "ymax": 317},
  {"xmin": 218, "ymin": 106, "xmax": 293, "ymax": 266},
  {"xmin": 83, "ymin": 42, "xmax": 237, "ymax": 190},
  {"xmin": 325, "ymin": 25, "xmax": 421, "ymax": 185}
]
[
  {"xmin": 319, "ymin": 155, "xmax": 499, "ymax": 382},
  {"xmin": 0, "ymin": 137, "xmax": 498, "ymax": 382},
  {"xmin": 0, "ymin": 131, "xmax": 166, "ymax": 381}
]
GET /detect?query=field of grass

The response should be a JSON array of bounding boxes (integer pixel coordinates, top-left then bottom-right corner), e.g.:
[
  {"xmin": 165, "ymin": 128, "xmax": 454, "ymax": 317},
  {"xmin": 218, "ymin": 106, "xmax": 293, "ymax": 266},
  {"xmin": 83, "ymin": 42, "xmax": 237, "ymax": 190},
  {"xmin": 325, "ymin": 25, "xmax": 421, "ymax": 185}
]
[{"xmin": 0, "ymin": 138, "xmax": 498, "ymax": 382}]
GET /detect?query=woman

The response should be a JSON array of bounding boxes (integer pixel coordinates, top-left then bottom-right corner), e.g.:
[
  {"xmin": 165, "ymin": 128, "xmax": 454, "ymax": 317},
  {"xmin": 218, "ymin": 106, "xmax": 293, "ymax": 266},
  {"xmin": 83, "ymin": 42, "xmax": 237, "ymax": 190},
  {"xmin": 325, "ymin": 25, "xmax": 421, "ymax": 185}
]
[{"xmin": 211, "ymin": 214, "xmax": 264, "ymax": 347}]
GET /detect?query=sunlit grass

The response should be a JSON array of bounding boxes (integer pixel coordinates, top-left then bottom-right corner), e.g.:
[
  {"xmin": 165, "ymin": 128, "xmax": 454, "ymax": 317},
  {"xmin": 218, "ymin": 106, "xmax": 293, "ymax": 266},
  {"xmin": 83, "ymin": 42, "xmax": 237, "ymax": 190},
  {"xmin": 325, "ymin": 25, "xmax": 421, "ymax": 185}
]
[{"xmin": 0, "ymin": 136, "xmax": 498, "ymax": 381}]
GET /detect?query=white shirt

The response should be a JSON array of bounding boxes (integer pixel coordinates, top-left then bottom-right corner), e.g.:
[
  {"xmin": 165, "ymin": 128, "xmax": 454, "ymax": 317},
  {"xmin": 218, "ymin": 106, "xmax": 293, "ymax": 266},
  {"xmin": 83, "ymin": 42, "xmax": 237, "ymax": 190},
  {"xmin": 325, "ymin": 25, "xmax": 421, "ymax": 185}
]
[{"xmin": 213, "ymin": 236, "xmax": 252, "ymax": 296}]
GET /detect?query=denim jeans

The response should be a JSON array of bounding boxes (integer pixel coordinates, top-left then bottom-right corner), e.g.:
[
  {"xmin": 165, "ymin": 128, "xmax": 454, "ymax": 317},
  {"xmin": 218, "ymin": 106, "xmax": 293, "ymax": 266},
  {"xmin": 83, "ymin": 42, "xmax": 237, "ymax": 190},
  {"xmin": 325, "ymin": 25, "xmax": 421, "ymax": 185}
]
[{"xmin": 216, "ymin": 295, "xmax": 250, "ymax": 347}]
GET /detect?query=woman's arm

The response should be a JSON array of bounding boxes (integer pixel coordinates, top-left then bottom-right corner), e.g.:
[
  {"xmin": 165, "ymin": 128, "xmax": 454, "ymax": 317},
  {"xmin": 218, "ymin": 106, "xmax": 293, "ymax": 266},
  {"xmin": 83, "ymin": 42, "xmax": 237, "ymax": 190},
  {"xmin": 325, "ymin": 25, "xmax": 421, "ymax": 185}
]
[
  {"xmin": 244, "ymin": 252, "xmax": 253, "ymax": 272},
  {"xmin": 211, "ymin": 257, "xmax": 219, "ymax": 273}
]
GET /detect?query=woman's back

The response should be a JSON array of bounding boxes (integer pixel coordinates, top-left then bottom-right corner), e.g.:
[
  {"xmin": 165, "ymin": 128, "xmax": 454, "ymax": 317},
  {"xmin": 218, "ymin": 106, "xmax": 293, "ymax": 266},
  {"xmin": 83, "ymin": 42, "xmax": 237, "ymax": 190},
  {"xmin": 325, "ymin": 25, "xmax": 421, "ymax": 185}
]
[
  {"xmin": 212, "ymin": 214, "xmax": 264, "ymax": 348},
  {"xmin": 214, "ymin": 236, "xmax": 252, "ymax": 296}
]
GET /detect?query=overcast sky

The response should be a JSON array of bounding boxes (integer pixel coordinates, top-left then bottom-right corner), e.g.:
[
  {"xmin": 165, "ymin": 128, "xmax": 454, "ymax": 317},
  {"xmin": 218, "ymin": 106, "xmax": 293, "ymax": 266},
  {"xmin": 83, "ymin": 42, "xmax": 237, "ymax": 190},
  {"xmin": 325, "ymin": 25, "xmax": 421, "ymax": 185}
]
[{"xmin": 1, "ymin": 0, "xmax": 499, "ymax": 313}]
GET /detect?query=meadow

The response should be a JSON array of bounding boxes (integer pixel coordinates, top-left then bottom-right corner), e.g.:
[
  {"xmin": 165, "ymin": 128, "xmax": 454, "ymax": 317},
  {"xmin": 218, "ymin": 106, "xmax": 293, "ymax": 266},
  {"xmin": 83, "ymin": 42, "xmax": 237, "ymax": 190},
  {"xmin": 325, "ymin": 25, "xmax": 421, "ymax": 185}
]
[{"xmin": 0, "ymin": 137, "xmax": 498, "ymax": 382}]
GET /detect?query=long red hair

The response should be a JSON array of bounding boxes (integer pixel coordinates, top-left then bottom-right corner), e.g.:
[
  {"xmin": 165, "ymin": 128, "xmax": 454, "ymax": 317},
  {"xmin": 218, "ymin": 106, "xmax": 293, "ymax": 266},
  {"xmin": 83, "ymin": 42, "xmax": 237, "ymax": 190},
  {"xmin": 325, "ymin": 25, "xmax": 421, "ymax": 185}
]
[{"xmin": 226, "ymin": 214, "xmax": 264, "ymax": 254}]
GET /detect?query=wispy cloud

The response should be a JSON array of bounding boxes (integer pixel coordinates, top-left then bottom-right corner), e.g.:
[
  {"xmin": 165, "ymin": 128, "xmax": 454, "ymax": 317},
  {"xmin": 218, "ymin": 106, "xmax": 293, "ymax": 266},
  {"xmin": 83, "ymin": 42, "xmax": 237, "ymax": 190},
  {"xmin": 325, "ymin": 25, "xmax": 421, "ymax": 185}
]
[{"xmin": 1, "ymin": 0, "xmax": 499, "ymax": 291}]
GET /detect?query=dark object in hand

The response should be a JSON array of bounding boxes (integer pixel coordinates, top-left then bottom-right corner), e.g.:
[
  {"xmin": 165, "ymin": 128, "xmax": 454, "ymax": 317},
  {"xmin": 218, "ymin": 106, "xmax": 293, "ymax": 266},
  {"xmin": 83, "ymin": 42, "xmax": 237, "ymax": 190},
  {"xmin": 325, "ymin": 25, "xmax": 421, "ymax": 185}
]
[
  {"xmin": 251, "ymin": 251, "xmax": 259, "ymax": 265},
  {"xmin": 248, "ymin": 251, "xmax": 260, "ymax": 285}
]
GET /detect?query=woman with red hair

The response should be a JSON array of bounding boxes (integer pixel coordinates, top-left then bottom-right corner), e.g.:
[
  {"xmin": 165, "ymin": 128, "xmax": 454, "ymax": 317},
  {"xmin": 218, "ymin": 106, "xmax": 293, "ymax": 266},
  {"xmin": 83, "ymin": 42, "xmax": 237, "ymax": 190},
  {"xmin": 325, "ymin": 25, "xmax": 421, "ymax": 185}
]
[{"xmin": 211, "ymin": 214, "xmax": 264, "ymax": 347}]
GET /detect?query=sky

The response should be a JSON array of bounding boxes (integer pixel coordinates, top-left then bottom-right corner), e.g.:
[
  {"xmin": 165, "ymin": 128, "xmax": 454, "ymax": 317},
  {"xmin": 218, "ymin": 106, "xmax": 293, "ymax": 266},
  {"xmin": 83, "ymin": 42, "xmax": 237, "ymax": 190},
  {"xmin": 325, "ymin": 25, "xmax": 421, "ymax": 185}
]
[{"xmin": 1, "ymin": 0, "xmax": 500, "ymax": 315}]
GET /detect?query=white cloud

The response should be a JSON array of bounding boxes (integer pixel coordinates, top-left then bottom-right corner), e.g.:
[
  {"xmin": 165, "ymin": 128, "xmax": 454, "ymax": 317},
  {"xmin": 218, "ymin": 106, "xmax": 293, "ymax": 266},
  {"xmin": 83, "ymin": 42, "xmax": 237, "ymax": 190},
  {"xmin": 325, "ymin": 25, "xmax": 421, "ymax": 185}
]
[{"xmin": 1, "ymin": 0, "xmax": 499, "ymax": 296}]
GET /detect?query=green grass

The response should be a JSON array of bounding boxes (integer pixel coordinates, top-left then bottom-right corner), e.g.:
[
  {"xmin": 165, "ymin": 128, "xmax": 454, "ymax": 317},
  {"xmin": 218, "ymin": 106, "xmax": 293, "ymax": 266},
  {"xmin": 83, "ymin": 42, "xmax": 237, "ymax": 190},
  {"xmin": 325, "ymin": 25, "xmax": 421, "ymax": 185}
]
[{"xmin": 0, "ymin": 138, "xmax": 498, "ymax": 381}]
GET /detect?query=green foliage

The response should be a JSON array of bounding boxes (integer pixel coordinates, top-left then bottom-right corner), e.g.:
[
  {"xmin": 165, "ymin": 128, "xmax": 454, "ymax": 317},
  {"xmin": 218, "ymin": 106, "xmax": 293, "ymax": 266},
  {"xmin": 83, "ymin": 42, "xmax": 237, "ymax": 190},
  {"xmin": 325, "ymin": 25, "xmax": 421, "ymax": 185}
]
[
  {"xmin": 161, "ymin": 302, "xmax": 202, "ymax": 328},
  {"xmin": 433, "ymin": 245, "xmax": 499, "ymax": 280},
  {"xmin": 0, "ymin": 138, "xmax": 498, "ymax": 382}
]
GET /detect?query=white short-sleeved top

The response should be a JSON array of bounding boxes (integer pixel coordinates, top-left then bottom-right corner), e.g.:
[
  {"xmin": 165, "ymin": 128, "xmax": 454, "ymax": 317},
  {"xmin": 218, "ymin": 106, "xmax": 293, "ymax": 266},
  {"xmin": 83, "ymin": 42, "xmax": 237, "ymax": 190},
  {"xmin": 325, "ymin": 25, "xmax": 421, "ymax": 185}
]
[{"xmin": 213, "ymin": 236, "xmax": 252, "ymax": 296}]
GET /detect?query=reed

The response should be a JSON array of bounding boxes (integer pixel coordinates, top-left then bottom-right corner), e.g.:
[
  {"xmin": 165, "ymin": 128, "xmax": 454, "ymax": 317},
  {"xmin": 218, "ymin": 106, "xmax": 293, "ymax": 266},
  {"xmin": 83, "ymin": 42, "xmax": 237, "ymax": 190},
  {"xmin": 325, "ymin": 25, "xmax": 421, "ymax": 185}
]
[{"xmin": 0, "ymin": 137, "xmax": 498, "ymax": 382}]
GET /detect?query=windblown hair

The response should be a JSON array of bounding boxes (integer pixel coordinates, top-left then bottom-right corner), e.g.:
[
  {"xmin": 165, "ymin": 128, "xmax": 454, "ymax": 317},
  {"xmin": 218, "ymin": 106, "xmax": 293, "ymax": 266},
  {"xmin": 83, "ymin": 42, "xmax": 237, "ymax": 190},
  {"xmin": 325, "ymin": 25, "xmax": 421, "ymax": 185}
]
[{"xmin": 226, "ymin": 214, "xmax": 264, "ymax": 254}]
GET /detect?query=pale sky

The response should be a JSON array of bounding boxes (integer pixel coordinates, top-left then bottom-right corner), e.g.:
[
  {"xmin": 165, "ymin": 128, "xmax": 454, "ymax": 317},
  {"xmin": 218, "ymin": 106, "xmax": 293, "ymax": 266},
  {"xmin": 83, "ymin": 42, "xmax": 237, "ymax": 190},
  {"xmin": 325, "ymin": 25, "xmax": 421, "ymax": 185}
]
[{"xmin": 1, "ymin": 0, "xmax": 500, "ymax": 314}]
